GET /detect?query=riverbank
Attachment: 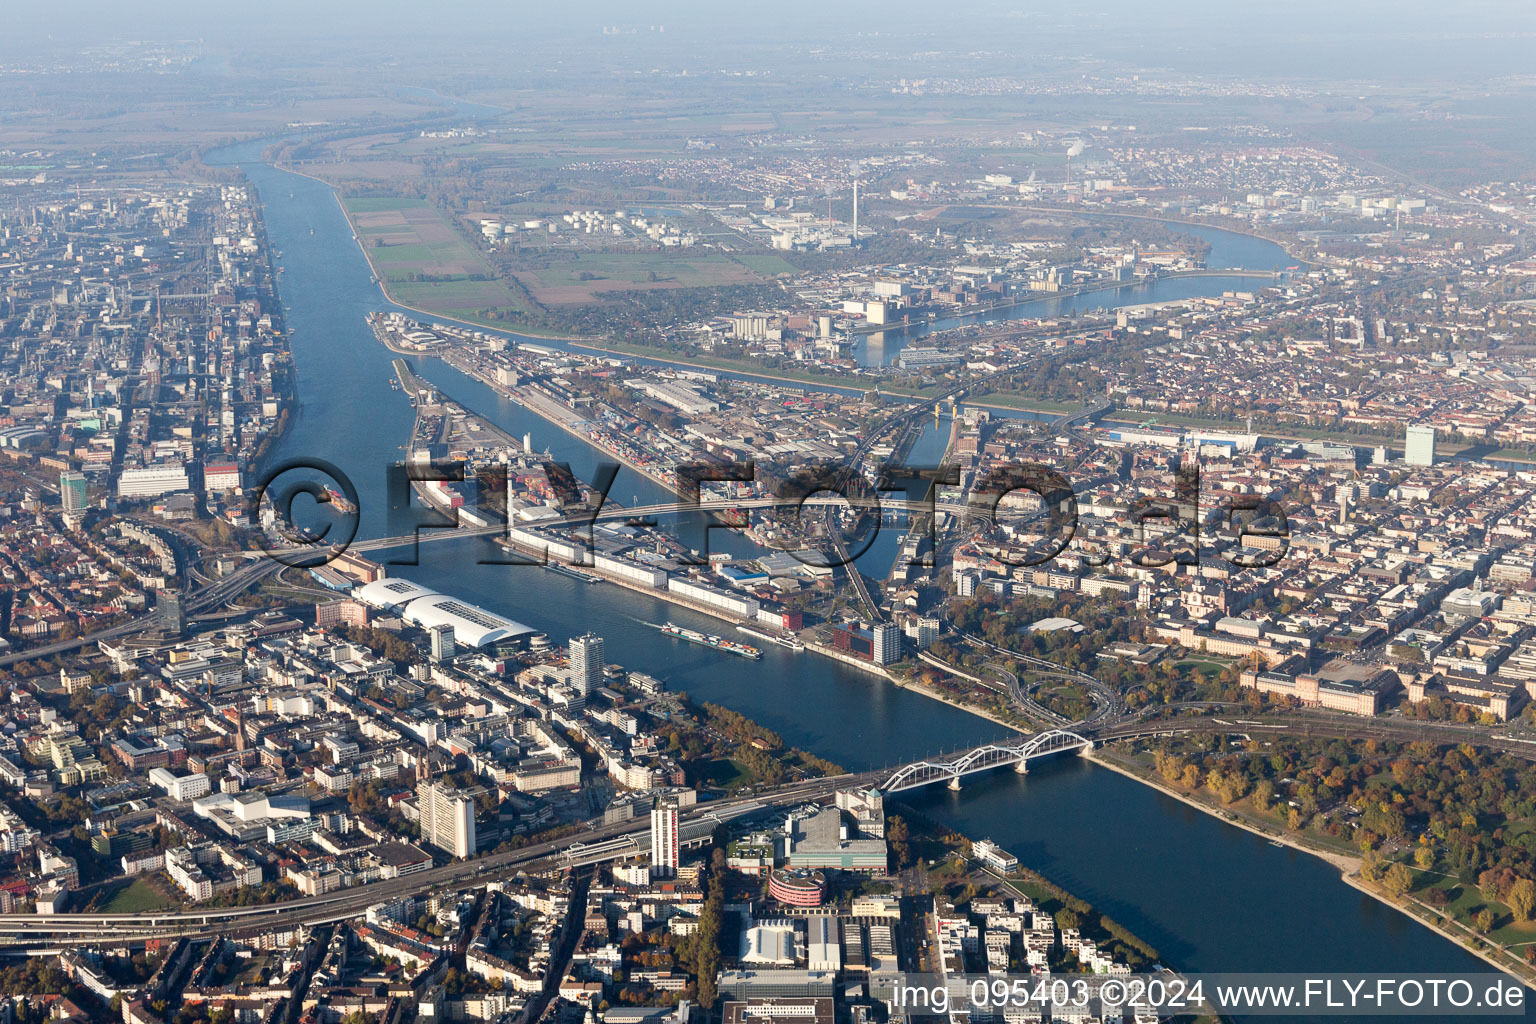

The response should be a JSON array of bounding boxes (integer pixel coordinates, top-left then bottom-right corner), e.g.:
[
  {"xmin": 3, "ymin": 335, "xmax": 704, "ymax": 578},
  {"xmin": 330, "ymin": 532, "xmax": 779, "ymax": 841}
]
[
  {"xmin": 369, "ymin": 317, "xmax": 689, "ymax": 500},
  {"xmin": 500, "ymin": 527, "xmax": 1033, "ymax": 737},
  {"xmin": 809, "ymin": 643, "xmax": 1031, "ymax": 735},
  {"xmin": 897, "ymin": 673, "xmax": 1028, "ymax": 735},
  {"xmin": 1335, "ymin": 872, "xmax": 1536, "ymax": 983},
  {"xmin": 1086, "ymin": 748, "xmax": 1359, "ymax": 873},
  {"xmin": 1087, "ymin": 747, "xmax": 1536, "ymax": 983}
]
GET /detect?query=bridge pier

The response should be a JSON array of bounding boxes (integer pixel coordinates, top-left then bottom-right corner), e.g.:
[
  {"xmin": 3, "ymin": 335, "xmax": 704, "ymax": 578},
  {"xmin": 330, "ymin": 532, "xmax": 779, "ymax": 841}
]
[
  {"xmin": 1014, "ymin": 760, "xmax": 1029, "ymax": 775},
  {"xmin": 947, "ymin": 777, "xmax": 962, "ymax": 791},
  {"xmin": 1077, "ymin": 740, "xmax": 1094, "ymax": 754}
]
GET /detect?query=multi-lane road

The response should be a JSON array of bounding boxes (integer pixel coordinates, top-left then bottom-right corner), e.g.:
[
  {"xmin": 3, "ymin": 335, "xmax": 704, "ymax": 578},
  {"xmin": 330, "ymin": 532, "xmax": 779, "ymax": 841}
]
[{"xmin": 0, "ymin": 769, "xmax": 860, "ymax": 952}]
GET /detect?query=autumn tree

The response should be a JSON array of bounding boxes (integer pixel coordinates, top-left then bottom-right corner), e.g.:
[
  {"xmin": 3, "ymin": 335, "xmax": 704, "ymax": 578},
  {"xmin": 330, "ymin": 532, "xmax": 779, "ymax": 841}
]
[
  {"xmin": 1508, "ymin": 878, "xmax": 1536, "ymax": 922},
  {"xmin": 1382, "ymin": 863, "xmax": 1413, "ymax": 898},
  {"xmin": 1362, "ymin": 802, "xmax": 1407, "ymax": 842},
  {"xmin": 887, "ymin": 816, "xmax": 912, "ymax": 871}
]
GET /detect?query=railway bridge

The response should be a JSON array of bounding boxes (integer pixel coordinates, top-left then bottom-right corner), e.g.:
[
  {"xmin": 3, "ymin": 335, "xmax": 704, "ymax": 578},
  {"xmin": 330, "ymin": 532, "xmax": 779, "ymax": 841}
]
[{"xmin": 882, "ymin": 729, "xmax": 1092, "ymax": 792}]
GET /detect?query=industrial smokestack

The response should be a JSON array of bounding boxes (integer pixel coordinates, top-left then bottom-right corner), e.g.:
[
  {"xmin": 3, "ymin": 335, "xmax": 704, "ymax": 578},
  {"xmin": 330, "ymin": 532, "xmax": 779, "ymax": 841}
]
[{"xmin": 849, "ymin": 160, "xmax": 861, "ymax": 245}]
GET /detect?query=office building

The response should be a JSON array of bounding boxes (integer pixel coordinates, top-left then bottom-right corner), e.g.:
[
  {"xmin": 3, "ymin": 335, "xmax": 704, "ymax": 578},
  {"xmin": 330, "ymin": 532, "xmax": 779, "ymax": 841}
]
[
  {"xmin": 418, "ymin": 779, "xmax": 476, "ymax": 859},
  {"xmin": 650, "ymin": 798, "xmax": 679, "ymax": 876},
  {"xmin": 872, "ymin": 622, "xmax": 901, "ymax": 666},
  {"xmin": 429, "ymin": 623, "xmax": 455, "ymax": 663},
  {"xmin": 1405, "ymin": 424, "xmax": 1436, "ymax": 466},
  {"xmin": 59, "ymin": 471, "xmax": 88, "ymax": 513},
  {"xmin": 118, "ymin": 463, "xmax": 190, "ymax": 498},
  {"xmin": 783, "ymin": 803, "xmax": 887, "ymax": 873},
  {"xmin": 149, "ymin": 766, "xmax": 211, "ymax": 802},
  {"xmin": 971, "ymin": 839, "xmax": 1019, "ymax": 872},
  {"xmin": 830, "ymin": 626, "xmax": 873, "ymax": 661},
  {"xmin": 204, "ymin": 462, "xmax": 242, "ymax": 492},
  {"xmin": 569, "ymin": 633, "xmax": 605, "ymax": 702},
  {"xmin": 834, "ymin": 787, "xmax": 886, "ymax": 837},
  {"xmin": 159, "ymin": 593, "xmax": 185, "ymax": 636},
  {"xmin": 769, "ymin": 869, "xmax": 828, "ymax": 908}
]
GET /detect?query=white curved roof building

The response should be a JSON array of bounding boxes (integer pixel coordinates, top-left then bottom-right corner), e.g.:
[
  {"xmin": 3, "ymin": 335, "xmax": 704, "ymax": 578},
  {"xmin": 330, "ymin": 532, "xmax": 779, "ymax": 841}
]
[
  {"xmin": 350, "ymin": 578, "xmax": 533, "ymax": 649},
  {"xmin": 353, "ymin": 578, "xmax": 439, "ymax": 612},
  {"xmin": 403, "ymin": 594, "xmax": 533, "ymax": 649}
]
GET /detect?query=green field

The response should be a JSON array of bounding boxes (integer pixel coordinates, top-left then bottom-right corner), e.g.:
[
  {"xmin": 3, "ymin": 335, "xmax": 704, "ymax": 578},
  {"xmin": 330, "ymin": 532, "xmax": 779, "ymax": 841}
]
[
  {"xmin": 516, "ymin": 252, "xmax": 770, "ymax": 305},
  {"xmin": 1483, "ymin": 448, "xmax": 1536, "ymax": 465},
  {"xmin": 342, "ymin": 196, "xmax": 803, "ymax": 325},
  {"xmin": 388, "ymin": 278, "xmax": 522, "ymax": 313},
  {"xmin": 343, "ymin": 195, "xmax": 531, "ymax": 316},
  {"xmin": 699, "ymin": 757, "xmax": 753, "ymax": 790},
  {"xmin": 1395, "ymin": 865, "xmax": 1534, "ymax": 947},
  {"xmin": 528, "ymin": 253, "xmax": 757, "ymax": 286},
  {"xmin": 372, "ymin": 242, "xmax": 476, "ymax": 266},
  {"xmin": 102, "ymin": 877, "xmax": 177, "ymax": 913}
]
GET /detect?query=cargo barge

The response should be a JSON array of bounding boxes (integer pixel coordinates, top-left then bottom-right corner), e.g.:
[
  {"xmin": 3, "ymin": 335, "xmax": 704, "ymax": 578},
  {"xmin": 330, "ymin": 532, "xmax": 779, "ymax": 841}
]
[{"xmin": 659, "ymin": 621, "xmax": 761, "ymax": 659}]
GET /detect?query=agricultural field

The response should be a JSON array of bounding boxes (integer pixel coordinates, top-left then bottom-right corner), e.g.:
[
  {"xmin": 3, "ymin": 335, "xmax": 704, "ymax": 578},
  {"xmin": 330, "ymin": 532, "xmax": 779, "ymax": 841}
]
[
  {"xmin": 343, "ymin": 197, "xmax": 530, "ymax": 316},
  {"xmin": 514, "ymin": 252, "xmax": 771, "ymax": 306}
]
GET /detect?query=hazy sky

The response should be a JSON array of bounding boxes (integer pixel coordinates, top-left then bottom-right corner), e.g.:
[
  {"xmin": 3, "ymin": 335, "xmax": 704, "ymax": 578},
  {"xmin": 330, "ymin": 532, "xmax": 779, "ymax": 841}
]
[{"xmin": 5, "ymin": 0, "xmax": 1536, "ymax": 82}]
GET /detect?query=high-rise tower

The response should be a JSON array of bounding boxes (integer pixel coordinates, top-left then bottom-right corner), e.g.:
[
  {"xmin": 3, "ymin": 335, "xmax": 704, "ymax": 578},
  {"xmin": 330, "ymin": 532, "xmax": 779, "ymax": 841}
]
[
  {"xmin": 569, "ymin": 633, "xmax": 605, "ymax": 703},
  {"xmin": 650, "ymin": 799, "xmax": 679, "ymax": 877},
  {"xmin": 59, "ymin": 471, "xmax": 88, "ymax": 513}
]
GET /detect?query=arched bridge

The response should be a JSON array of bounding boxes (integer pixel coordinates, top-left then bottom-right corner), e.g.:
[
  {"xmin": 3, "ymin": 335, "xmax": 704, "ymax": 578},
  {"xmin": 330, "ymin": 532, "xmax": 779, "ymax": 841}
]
[{"xmin": 883, "ymin": 729, "xmax": 1092, "ymax": 792}]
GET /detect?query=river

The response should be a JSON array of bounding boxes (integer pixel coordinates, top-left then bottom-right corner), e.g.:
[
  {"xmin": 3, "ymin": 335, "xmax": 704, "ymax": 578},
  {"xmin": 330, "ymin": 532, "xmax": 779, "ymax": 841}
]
[
  {"xmin": 853, "ymin": 223, "xmax": 1294, "ymax": 367},
  {"xmin": 206, "ymin": 139, "xmax": 1511, "ymax": 1021}
]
